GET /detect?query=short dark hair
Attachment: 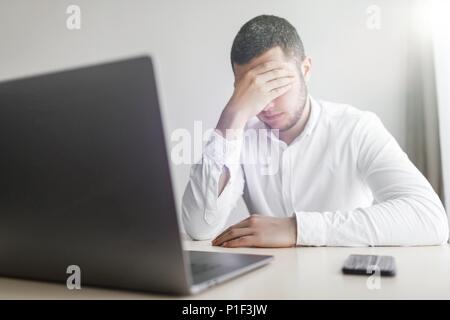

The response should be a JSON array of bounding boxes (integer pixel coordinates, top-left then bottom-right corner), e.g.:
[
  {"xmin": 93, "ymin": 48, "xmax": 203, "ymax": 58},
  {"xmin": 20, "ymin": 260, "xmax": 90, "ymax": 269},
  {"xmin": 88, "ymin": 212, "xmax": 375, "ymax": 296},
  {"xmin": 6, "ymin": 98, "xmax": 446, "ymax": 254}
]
[{"xmin": 230, "ymin": 15, "xmax": 305, "ymax": 68}]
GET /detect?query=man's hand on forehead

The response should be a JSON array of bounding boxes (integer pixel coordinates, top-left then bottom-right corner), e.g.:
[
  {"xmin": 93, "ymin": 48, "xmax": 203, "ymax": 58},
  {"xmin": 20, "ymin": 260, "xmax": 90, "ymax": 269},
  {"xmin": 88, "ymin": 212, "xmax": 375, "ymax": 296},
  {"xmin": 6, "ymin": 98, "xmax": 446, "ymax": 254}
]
[
  {"xmin": 217, "ymin": 59, "xmax": 296, "ymax": 135},
  {"xmin": 236, "ymin": 60, "xmax": 297, "ymax": 82},
  {"xmin": 253, "ymin": 60, "xmax": 296, "ymax": 73}
]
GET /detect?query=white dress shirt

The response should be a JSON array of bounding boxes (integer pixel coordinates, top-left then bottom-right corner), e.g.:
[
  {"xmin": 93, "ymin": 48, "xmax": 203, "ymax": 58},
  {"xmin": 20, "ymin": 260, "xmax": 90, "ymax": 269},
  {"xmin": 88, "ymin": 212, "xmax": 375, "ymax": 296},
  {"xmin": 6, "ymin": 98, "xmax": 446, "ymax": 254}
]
[{"xmin": 182, "ymin": 97, "xmax": 449, "ymax": 246}]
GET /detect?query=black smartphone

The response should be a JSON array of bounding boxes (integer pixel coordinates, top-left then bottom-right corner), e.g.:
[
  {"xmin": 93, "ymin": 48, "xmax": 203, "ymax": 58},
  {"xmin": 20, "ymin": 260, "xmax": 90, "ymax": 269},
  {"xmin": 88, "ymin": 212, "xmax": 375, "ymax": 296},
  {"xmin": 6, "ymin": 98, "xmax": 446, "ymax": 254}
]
[{"xmin": 342, "ymin": 254, "xmax": 396, "ymax": 276}]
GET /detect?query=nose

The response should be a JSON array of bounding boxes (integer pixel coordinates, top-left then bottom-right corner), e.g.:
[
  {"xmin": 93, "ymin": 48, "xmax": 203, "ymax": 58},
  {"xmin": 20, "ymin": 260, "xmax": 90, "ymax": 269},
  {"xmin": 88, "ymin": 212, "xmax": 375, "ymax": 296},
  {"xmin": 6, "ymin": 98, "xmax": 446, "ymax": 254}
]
[{"xmin": 264, "ymin": 101, "xmax": 276, "ymax": 112}]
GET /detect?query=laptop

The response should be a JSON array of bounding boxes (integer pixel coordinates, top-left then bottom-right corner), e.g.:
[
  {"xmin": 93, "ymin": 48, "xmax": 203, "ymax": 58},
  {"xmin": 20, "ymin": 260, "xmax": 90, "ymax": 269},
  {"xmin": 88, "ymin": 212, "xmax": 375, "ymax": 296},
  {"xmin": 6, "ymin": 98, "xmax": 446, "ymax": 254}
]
[{"xmin": 0, "ymin": 56, "xmax": 273, "ymax": 295}]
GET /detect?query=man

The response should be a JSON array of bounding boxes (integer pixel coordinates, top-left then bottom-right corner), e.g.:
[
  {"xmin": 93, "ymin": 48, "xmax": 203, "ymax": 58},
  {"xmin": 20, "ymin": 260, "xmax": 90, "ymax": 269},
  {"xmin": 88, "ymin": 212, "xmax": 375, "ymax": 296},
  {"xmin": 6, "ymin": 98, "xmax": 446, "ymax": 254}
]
[{"xmin": 181, "ymin": 15, "xmax": 449, "ymax": 247}]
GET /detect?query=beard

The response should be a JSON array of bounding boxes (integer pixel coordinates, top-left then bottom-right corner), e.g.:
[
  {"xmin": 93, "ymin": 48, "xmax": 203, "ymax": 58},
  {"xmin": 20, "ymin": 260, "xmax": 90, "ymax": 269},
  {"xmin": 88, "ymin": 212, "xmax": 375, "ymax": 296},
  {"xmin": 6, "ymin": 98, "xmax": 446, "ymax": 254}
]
[{"xmin": 278, "ymin": 75, "xmax": 309, "ymax": 132}]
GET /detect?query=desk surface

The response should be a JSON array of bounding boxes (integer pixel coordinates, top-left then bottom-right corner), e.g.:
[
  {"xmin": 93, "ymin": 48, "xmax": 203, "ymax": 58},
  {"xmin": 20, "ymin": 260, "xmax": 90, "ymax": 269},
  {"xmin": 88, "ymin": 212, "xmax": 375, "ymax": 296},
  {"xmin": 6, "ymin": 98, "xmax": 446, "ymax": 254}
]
[{"xmin": 1, "ymin": 241, "xmax": 449, "ymax": 299}]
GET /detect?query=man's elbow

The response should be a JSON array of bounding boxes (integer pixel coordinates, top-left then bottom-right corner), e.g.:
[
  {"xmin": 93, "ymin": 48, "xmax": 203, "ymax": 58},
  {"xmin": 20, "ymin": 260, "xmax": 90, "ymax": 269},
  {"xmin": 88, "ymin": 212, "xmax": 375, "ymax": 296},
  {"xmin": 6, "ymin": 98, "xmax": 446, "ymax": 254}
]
[
  {"xmin": 425, "ymin": 204, "xmax": 449, "ymax": 245},
  {"xmin": 181, "ymin": 207, "xmax": 218, "ymax": 241},
  {"xmin": 183, "ymin": 220, "xmax": 218, "ymax": 241},
  {"xmin": 401, "ymin": 199, "xmax": 449, "ymax": 246},
  {"xmin": 435, "ymin": 209, "xmax": 449, "ymax": 245}
]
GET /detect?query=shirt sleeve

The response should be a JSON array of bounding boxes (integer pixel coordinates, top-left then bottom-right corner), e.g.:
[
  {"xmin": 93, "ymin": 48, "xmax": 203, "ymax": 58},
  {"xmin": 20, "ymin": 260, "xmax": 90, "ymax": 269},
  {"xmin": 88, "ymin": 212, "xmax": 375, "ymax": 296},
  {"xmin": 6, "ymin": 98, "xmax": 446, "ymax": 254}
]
[
  {"xmin": 182, "ymin": 130, "xmax": 245, "ymax": 240},
  {"xmin": 295, "ymin": 112, "xmax": 449, "ymax": 246}
]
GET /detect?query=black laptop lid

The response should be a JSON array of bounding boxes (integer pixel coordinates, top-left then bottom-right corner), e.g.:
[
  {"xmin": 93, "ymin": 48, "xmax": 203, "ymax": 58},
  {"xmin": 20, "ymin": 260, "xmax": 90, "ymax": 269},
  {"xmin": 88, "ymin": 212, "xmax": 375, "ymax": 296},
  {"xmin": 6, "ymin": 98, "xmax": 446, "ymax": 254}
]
[{"xmin": 0, "ymin": 56, "xmax": 190, "ymax": 294}]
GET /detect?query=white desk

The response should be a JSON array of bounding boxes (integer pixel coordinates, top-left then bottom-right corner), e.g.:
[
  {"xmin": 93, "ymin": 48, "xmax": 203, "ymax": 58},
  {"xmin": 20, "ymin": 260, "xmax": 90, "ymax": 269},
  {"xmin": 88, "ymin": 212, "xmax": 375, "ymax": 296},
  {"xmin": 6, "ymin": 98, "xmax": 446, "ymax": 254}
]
[{"xmin": 1, "ymin": 241, "xmax": 449, "ymax": 299}]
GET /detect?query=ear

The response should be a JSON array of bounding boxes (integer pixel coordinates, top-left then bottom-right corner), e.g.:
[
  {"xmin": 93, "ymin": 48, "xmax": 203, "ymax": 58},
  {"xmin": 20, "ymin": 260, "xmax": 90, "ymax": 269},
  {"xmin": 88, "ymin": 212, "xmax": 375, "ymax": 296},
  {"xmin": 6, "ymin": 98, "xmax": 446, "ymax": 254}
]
[{"xmin": 301, "ymin": 57, "xmax": 312, "ymax": 82}]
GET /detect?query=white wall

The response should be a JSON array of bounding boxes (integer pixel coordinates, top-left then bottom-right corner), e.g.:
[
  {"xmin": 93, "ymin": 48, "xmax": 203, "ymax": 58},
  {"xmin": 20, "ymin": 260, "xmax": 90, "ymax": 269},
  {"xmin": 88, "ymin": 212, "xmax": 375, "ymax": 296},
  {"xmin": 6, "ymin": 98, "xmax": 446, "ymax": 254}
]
[{"xmin": 0, "ymin": 0, "xmax": 428, "ymax": 227}]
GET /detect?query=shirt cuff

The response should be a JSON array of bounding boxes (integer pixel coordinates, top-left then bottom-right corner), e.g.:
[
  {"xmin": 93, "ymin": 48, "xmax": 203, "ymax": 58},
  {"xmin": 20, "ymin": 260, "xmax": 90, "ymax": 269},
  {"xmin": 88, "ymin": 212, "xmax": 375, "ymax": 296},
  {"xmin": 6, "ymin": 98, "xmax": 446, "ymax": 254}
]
[
  {"xmin": 204, "ymin": 130, "xmax": 243, "ymax": 168},
  {"xmin": 295, "ymin": 211, "xmax": 327, "ymax": 246}
]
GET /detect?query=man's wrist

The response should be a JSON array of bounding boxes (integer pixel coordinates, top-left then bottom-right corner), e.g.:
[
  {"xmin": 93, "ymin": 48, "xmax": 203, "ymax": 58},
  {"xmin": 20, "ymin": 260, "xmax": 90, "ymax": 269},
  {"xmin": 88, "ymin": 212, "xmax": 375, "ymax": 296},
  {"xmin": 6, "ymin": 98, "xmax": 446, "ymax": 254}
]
[{"xmin": 216, "ymin": 104, "xmax": 249, "ymax": 138}]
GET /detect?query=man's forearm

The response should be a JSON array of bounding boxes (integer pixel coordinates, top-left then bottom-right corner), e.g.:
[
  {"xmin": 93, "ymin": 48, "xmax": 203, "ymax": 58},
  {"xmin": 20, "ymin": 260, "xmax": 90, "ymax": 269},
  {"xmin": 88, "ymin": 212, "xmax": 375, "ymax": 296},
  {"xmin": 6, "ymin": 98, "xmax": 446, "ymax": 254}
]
[
  {"xmin": 294, "ymin": 195, "xmax": 449, "ymax": 246},
  {"xmin": 215, "ymin": 104, "xmax": 248, "ymax": 196},
  {"xmin": 216, "ymin": 103, "xmax": 249, "ymax": 137}
]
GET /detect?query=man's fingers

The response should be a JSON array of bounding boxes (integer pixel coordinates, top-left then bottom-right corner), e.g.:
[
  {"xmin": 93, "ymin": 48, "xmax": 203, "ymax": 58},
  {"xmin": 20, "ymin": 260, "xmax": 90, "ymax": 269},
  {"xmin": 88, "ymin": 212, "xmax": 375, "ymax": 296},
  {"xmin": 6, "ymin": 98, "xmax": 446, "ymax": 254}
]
[
  {"xmin": 223, "ymin": 235, "xmax": 255, "ymax": 248},
  {"xmin": 258, "ymin": 68, "xmax": 296, "ymax": 83},
  {"xmin": 265, "ymin": 76, "xmax": 295, "ymax": 92},
  {"xmin": 212, "ymin": 217, "xmax": 253, "ymax": 242},
  {"xmin": 212, "ymin": 227, "xmax": 253, "ymax": 246},
  {"xmin": 252, "ymin": 61, "xmax": 287, "ymax": 75},
  {"xmin": 269, "ymin": 83, "xmax": 293, "ymax": 99}
]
